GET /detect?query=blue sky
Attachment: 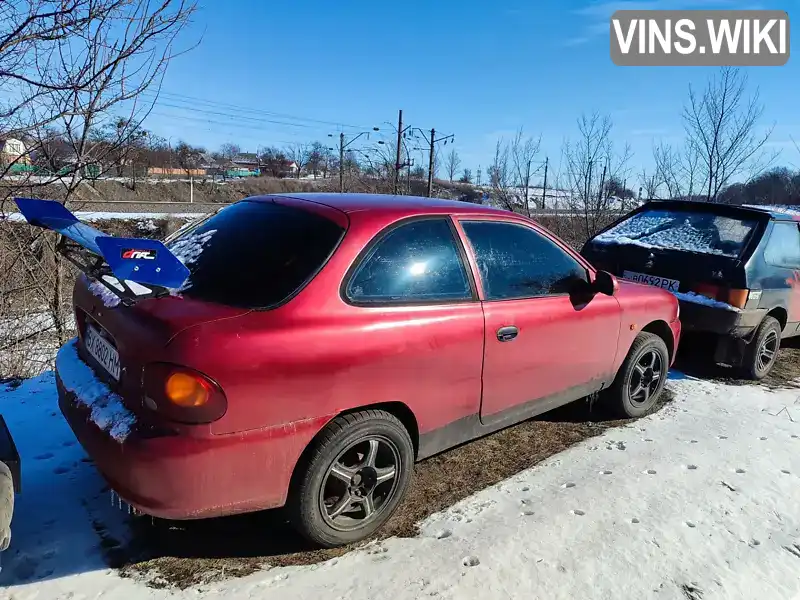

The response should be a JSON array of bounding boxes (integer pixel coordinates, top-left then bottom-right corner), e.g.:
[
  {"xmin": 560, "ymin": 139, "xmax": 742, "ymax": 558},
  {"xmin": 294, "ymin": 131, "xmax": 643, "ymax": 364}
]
[{"xmin": 146, "ymin": 0, "xmax": 799, "ymax": 182}]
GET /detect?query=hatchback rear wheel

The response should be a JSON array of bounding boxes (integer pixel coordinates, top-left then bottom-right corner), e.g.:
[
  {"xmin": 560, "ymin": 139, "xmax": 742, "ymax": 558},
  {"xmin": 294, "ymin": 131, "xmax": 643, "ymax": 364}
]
[
  {"xmin": 742, "ymin": 316, "xmax": 781, "ymax": 380},
  {"xmin": 289, "ymin": 409, "xmax": 414, "ymax": 548}
]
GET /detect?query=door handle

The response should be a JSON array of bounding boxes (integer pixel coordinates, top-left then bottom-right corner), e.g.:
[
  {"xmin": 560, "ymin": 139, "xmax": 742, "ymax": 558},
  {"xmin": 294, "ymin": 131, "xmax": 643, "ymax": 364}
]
[{"xmin": 496, "ymin": 326, "xmax": 519, "ymax": 342}]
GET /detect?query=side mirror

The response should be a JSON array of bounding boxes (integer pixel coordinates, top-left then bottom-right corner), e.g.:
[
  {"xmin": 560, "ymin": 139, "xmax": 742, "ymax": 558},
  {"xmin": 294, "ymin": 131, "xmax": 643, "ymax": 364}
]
[{"xmin": 592, "ymin": 270, "xmax": 619, "ymax": 296}]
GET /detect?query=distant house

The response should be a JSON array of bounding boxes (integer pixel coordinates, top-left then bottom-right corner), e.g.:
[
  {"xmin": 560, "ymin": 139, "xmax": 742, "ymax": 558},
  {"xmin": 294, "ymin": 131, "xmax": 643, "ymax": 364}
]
[
  {"xmin": 231, "ymin": 153, "xmax": 259, "ymax": 167},
  {"xmin": 0, "ymin": 137, "xmax": 30, "ymax": 167},
  {"xmin": 147, "ymin": 167, "xmax": 206, "ymax": 177}
]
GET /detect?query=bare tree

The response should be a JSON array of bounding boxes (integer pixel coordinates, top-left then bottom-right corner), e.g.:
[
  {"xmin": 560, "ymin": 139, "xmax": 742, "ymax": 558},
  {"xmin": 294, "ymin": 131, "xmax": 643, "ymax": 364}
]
[
  {"xmin": 219, "ymin": 142, "xmax": 241, "ymax": 161},
  {"xmin": 0, "ymin": 0, "xmax": 196, "ymax": 377},
  {"xmin": 563, "ymin": 113, "xmax": 633, "ymax": 239},
  {"xmin": 175, "ymin": 141, "xmax": 205, "ymax": 177},
  {"xmin": 683, "ymin": 67, "xmax": 775, "ymax": 202},
  {"xmin": 459, "ymin": 168, "xmax": 472, "ymax": 184},
  {"xmin": 445, "ymin": 148, "xmax": 461, "ymax": 182},
  {"xmin": 510, "ymin": 128, "xmax": 542, "ymax": 215},
  {"xmin": 639, "ymin": 168, "xmax": 660, "ymax": 201},
  {"xmin": 286, "ymin": 143, "xmax": 309, "ymax": 178},
  {"xmin": 488, "ymin": 139, "xmax": 515, "ymax": 211},
  {"xmin": 653, "ymin": 141, "xmax": 702, "ymax": 200}
]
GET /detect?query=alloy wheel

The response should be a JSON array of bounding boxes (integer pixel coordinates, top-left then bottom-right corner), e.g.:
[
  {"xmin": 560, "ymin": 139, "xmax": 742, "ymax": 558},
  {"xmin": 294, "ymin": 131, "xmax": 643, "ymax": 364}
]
[
  {"xmin": 319, "ymin": 435, "xmax": 401, "ymax": 531},
  {"xmin": 757, "ymin": 329, "xmax": 779, "ymax": 374},
  {"xmin": 629, "ymin": 349, "xmax": 663, "ymax": 406}
]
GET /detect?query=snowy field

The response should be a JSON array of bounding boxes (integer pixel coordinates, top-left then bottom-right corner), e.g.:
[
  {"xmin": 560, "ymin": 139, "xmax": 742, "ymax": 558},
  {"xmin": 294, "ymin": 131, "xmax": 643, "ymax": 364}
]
[{"xmin": 1, "ymin": 368, "xmax": 799, "ymax": 599}]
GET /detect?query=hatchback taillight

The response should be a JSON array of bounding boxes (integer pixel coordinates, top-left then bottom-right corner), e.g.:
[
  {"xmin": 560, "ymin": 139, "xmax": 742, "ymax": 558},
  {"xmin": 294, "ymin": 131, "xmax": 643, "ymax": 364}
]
[
  {"xmin": 691, "ymin": 283, "xmax": 749, "ymax": 309},
  {"xmin": 142, "ymin": 363, "xmax": 227, "ymax": 424}
]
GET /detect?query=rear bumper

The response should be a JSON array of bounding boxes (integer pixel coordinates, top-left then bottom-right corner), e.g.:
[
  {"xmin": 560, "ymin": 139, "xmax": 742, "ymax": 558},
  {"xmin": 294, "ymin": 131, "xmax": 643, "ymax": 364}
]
[
  {"xmin": 56, "ymin": 338, "xmax": 327, "ymax": 520},
  {"xmin": 677, "ymin": 301, "xmax": 765, "ymax": 337}
]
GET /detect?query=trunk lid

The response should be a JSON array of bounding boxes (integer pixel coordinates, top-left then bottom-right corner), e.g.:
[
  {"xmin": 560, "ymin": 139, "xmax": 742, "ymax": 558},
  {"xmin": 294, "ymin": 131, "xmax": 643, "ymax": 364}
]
[
  {"xmin": 73, "ymin": 274, "xmax": 250, "ymax": 416},
  {"xmin": 582, "ymin": 201, "xmax": 770, "ymax": 301}
]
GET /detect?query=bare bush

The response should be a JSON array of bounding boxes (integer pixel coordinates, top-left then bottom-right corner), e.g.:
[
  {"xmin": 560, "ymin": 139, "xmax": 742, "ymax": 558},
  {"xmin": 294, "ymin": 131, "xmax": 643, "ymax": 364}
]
[{"xmin": 562, "ymin": 113, "xmax": 634, "ymax": 239}]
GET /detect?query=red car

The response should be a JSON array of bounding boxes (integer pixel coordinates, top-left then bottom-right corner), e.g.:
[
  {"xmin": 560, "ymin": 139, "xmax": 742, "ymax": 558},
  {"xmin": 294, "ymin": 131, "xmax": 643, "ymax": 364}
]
[{"xmin": 39, "ymin": 194, "xmax": 680, "ymax": 547}]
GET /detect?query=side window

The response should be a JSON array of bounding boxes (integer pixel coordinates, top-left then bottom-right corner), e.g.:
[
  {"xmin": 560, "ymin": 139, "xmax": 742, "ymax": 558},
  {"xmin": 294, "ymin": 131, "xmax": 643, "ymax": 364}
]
[
  {"xmin": 346, "ymin": 218, "xmax": 472, "ymax": 303},
  {"xmin": 764, "ymin": 222, "xmax": 800, "ymax": 268},
  {"xmin": 462, "ymin": 221, "xmax": 587, "ymax": 300}
]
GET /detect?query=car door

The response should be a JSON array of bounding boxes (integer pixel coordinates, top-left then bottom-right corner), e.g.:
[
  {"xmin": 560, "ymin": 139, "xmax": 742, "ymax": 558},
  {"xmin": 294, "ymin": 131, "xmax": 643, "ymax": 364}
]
[
  {"xmin": 761, "ymin": 221, "xmax": 800, "ymax": 334},
  {"xmin": 341, "ymin": 216, "xmax": 486, "ymax": 434},
  {"xmin": 457, "ymin": 218, "xmax": 622, "ymax": 423}
]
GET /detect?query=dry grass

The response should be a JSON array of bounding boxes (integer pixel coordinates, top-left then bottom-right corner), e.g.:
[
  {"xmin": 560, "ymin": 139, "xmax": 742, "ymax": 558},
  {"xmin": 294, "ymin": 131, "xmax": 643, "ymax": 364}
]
[{"xmin": 115, "ymin": 392, "xmax": 672, "ymax": 589}]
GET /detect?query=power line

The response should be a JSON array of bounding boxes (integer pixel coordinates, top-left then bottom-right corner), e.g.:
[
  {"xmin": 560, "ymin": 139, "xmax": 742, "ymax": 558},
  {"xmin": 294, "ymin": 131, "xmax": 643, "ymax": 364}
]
[
  {"xmin": 146, "ymin": 100, "xmax": 329, "ymax": 130},
  {"xmin": 139, "ymin": 90, "xmax": 370, "ymax": 130}
]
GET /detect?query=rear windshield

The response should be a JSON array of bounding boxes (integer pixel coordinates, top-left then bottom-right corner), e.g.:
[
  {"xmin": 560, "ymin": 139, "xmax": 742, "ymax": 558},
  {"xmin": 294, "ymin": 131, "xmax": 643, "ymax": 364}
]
[
  {"xmin": 166, "ymin": 200, "xmax": 345, "ymax": 308},
  {"xmin": 593, "ymin": 207, "xmax": 758, "ymax": 258}
]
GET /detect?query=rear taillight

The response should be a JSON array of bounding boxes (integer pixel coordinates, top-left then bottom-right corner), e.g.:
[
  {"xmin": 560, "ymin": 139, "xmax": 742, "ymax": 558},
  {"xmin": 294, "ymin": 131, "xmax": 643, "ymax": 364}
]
[
  {"xmin": 142, "ymin": 363, "xmax": 227, "ymax": 424},
  {"xmin": 690, "ymin": 283, "xmax": 749, "ymax": 309}
]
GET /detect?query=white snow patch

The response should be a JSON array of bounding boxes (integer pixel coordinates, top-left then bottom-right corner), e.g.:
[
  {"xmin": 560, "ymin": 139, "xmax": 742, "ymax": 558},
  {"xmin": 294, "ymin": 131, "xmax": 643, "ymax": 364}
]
[
  {"xmin": 136, "ymin": 219, "xmax": 159, "ymax": 232},
  {"xmin": 3, "ymin": 211, "xmax": 206, "ymax": 223},
  {"xmin": 54, "ymin": 338, "xmax": 136, "ymax": 443},
  {"xmin": 744, "ymin": 204, "xmax": 800, "ymax": 217},
  {"xmin": 87, "ymin": 281, "xmax": 121, "ymax": 308},
  {"xmin": 169, "ymin": 229, "xmax": 216, "ymax": 266},
  {"xmin": 595, "ymin": 210, "xmax": 754, "ymax": 258},
  {"xmin": 3, "ymin": 371, "xmax": 800, "ymax": 598},
  {"xmin": 673, "ymin": 291, "xmax": 742, "ymax": 312},
  {"xmin": 87, "ymin": 276, "xmax": 152, "ymax": 308}
]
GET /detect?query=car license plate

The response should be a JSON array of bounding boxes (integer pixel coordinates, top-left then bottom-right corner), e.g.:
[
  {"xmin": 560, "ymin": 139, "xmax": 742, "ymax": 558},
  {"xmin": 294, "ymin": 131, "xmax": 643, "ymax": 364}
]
[
  {"xmin": 84, "ymin": 325, "xmax": 121, "ymax": 380},
  {"xmin": 622, "ymin": 270, "xmax": 680, "ymax": 293}
]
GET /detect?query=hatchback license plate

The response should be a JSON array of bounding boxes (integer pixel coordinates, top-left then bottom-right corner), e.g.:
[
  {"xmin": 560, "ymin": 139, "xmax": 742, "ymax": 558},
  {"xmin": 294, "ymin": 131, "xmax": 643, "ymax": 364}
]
[
  {"xmin": 622, "ymin": 270, "xmax": 680, "ymax": 293},
  {"xmin": 84, "ymin": 325, "xmax": 120, "ymax": 380}
]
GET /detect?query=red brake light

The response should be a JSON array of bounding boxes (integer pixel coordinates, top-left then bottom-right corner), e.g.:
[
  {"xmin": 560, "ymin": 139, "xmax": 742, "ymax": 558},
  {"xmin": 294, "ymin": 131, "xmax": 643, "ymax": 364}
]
[{"xmin": 143, "ymin": 363, "xmax": 227, "ymax": 424}]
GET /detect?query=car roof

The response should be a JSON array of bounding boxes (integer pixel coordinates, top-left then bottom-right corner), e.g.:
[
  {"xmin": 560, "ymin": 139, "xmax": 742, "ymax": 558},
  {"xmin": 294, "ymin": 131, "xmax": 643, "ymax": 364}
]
[
  {"xmin": 646, "ymin": 199, "xmax": 799, "ymax": 222},
  {"xmin": 249, "ymin": 192, "xmax": 511, "ymax": 217}
]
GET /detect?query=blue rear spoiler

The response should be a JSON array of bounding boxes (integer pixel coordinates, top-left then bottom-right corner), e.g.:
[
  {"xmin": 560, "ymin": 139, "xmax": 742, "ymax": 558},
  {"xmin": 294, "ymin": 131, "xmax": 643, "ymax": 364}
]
[{"xmin": 14, "ymin": 198, "xmax": 190, "ymax": 303}]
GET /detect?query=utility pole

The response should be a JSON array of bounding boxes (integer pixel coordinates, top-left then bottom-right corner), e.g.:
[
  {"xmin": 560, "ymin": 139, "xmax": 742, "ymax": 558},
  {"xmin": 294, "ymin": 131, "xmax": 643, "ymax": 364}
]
[
  {"xmin": 586, "ymin": 160, "xmax": 594, "ymax": 202},
  {"xmin": 330, "ymin": 126, "xmax": 380, "ymax": 193},
  {"xmin": 406, "ymin": 148, "xmax": 413, "ymax": 194},
  {"xmin": 541, "ymin": 157, "xmax": 548, "ymax": 210},
  {"xmin": 394, "ymin": 109, "xmax": 403, "ymax": 195},
  {"xmin": 339, "ymin": 132, "xmax": 345, "ymax": 193},
  {"xmin": 597, "ymin": 163, "xmax": 607, "ymax": 204},
  {"xmin": 477, "ymin": 167, "xmax": 481, "ymax": 186},
  {"xmin": 427, "ymin": 128, "xmax": 435, "ymax": 198}
]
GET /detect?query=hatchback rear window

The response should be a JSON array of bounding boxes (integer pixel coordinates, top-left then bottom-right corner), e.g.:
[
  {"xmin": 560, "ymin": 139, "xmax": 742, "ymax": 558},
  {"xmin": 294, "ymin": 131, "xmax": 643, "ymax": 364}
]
[
  {"xmin": 593, "ymin": 207, "xmax": 758, "ymax": 258},
  {"xmin": 166, "ymin": 200, "xmax": 345, "ymax": 308}
]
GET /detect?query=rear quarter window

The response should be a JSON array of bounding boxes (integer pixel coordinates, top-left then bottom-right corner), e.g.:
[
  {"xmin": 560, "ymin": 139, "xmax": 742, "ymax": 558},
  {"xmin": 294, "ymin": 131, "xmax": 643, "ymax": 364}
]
[
  {"xmin": 167, "ymin": 200, "xmax": 345, "ymax": 308},
  {"xmin": 763, "ymin": 222, "xmax": 800, "ymax": 269}
]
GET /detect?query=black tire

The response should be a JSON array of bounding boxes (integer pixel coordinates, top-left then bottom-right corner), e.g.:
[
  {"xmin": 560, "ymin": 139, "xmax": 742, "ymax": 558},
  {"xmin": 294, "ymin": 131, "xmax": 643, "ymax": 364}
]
[
  {"xmin": 288, "ymin": 409, "xmax": 414, "ymax": 548},
  {"xmin": 606, "ymin": 332, "xmax": 669, "ymax": 418},
  {"xmin": 0, "ymin": 462, "xmax": 13, "ymax": 552},
  {"xmin": 742, "ymin": 316, "xmax": 781, "ymax": 380}
]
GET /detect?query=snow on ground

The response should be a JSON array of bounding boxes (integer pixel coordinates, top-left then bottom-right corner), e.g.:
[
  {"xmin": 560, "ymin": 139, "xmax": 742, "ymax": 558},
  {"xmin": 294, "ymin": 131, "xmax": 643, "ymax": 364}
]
[
  {"xmin": 3, "ymin": 211, "xmax": 207, "ymax": 223},
  {"xmin": 1, "ymin": 372, "xmax": 800, "ymax": 599}
]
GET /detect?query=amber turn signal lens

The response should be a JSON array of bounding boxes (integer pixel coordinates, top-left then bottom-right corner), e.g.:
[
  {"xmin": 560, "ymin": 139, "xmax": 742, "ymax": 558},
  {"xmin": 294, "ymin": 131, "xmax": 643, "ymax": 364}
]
[
  {"xmin": 726, "ymin": 289, "xmax": 749, "ymax": 309},
  {"xmin": 165, "ymin": 371, "xmax": 209, "ymax": 407}
]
